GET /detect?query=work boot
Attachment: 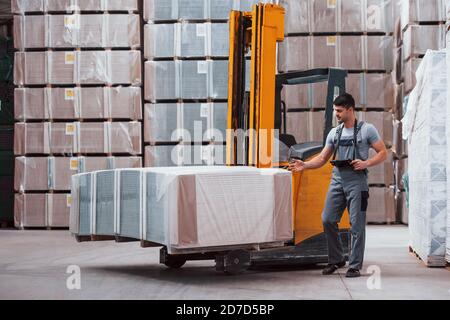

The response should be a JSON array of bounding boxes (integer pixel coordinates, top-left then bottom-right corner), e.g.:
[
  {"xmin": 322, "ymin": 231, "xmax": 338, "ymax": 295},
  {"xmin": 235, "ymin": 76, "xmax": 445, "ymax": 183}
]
[
  {"xmin": 322, "ymin": 261, "xmax": 346, "ymax": 275},
  {"xmin": 345, "ymin": 268, "xmax": 361, "ymax": 278}
]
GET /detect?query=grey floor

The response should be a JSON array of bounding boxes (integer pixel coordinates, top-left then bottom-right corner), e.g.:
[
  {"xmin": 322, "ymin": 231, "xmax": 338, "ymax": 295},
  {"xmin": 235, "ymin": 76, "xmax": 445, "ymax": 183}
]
[{"xmin": 0, "ymin": 225, "xmax": 449, "ymax": 300}]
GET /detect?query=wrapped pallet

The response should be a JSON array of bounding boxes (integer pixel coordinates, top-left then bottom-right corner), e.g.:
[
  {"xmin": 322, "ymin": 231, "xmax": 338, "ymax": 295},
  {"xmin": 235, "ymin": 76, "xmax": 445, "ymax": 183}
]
[
  {"xmin": 356, "ymin": 111, "xmax": 393, "ymax": 148},
  {"xmin": 70, "ymin": 167, "xmax": 293, "ymax": 254},
  {"xmin": 404, "ymin": 57, "xmax": 422, "ymax": 94},
  {"xmin": 366, "ymin": 187, "xmax": 396, "ymax": 223},
  {"xmin": 339, "ymin": 36, "xmax": 364, "ymax": 70},
  {"xmin": 403, "ymin": 49, "xmax": 447, "ymax": 267},
  {"xmin": 14, "ymin": 51, "xmax": 141, "ymax": 85},
  {"xmin": 14, "ymin": 14, "xmax": 140, "ymax": 49},
  {"xmin": 402, "ymin": 25, "xmax": 445, "ymax": 62},
  {"xmin": 368, "ymin": 149, "xmax": 394, "ymax": 186},
  {"xmin": 400, "ymin": 0, "xmax": 445, "ymax": 31},
  {"xmin": 285, "ymin": 111, "xmax": 324, "ymax": 144},
  {"xmin": 277, "ymin": 36, "xmax": 310, "ymax": 73},
  {"xmin": 365, "ymin": 35, "xmax": 393, "ymax": 71},
  {"xmin": 12, "ymin": 0, "xmax": 138, "ymax": 13},
  {"xmin": 280, "ymin": 0, "xmax": 309, "ymax": 34}
]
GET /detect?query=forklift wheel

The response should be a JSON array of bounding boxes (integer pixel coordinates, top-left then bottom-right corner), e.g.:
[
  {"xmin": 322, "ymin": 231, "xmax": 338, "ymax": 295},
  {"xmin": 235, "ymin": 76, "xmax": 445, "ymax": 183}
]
[
  {"xmin": 216, "ymin": 249, "xmax": 251, "ymax": 275},
  {"xmin": 164, "ymin": 257, "xmax": 186, "ymax": 269}
]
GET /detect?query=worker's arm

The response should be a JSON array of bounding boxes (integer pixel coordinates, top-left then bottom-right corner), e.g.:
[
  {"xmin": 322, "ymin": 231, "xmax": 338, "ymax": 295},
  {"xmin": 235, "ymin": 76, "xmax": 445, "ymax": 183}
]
[
  {"xmin": 351, "ymin": 139, "xmax": 387, "ymax": 171},
  {"xmin": 288, "ymin": 146, "xmax": 333, "ymax": 172}
]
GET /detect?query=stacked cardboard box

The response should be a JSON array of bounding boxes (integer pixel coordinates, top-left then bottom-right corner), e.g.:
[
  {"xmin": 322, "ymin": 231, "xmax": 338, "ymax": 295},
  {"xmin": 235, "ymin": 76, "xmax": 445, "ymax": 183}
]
[
  {"xmin": 446, "ymin": 0, "xmax": 450, "ymax": 265},
  {"xmin": 12, "ymin": 0, "xmax": 143, "ymax": 228},
  {"xmin": 143, "ymin": 0, "xmax": 259, "ymax": 167},
  {"xmin": 393, "ymin": 0, "xmax": 446, "ymax": 225},
  {"xmin": 70, "ymin": 166, "xmax": 293, "ymax": 253},
  {"xmin": 403, "ymin": 49, "xmax": 447, "ymax": 267},
  {"xmin": 0, "ymin": 25, "xmax": 14, "ymax": 226}
]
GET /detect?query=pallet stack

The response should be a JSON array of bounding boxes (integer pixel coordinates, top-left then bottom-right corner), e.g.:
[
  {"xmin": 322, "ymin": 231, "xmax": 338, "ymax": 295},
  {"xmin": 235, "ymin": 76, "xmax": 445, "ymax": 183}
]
[
  {"xmin": 404, "ymin": 49, "xmax": 447, "ymax": 267},
  {"xmin": 392, "ymin": 0, "xmax": 446, "ymax": 225},
  {"xmin": 279, "ymin": 0, "xmax": 397, "ymax": 223},
  {"xmin": 0, "ymin": 15, "xmax": 14, "ymax": 227},
  {"xmin": 446, "ymin": 0, "xmax": 450, "ymax": 266},
  {"xmin": 143, "ymin": 0, "xmax": 262, "ymax": 168},
  {"xmin": 12, "ymin": 0, "xmax": 143, "ymax": 229}
]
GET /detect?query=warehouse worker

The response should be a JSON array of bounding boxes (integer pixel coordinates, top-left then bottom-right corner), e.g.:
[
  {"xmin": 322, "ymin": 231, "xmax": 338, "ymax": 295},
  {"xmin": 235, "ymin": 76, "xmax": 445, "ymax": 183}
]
[{"xmin": 288, "ymin": 93, "xmax": 387, "ymax": 278}]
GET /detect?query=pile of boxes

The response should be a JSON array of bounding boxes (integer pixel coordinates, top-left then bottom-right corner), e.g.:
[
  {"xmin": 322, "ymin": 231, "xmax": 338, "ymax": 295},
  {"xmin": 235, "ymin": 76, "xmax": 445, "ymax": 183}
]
[
  {"xmin": 70, "ymin": 166, "xmax": 293, "ymax": 253},
  {"xmin": 392, "ymin": 0, "xmax": 446, "ymax": 226},
  {"xmin": 143, "ymin": 0, "xmax": 260, "ymax": 168},
  {"xmin": 0, "ymin": 24, "xmax": 14, "ymax": 226},
  {"xmin": 404, "ymin": 49, "xmax": 447, "ymax": 267},
  {"xmin": 12, "ymin": 0, "xmax": 143, "ymax": 228},
  {"xmin": 446, "ymin": 0, "xmax": 450, "ymax": 266}
]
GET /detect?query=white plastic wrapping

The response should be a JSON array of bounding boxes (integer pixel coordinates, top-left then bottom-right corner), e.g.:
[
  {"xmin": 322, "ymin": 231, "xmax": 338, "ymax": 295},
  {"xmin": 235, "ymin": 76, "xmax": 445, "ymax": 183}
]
[
  {"xmin": 446, "ymin": 29, "xmax": 450, "ymax": 264},
  {"xmin": 404, "ymin": 57, "xmax": 422, "ymax": 94},
  {"xmin": 278, "ymin": 36, "xmax": 310, "ymax": 72},
  {"xmin": 285, "ymin": 111, "xmax": 325, "ymax": 144},
  {"xmin": 144, "ymin": 102, "xmax": 227, "ymax": 144},
  {"xmin": 70, "ymin": 166, "xmax": 293, "ymax": 253},
  {"xmin": 144, "ymin": 24, "xmax": 175, "ymax": 59},
  {"xmin": 14, "ymin": 122, "xmax": 141, "ymax": 155},
  {"xmin": 356, "ymin": 111, "xmax": 393, "ymax": 148},
  {"xmin": 144, "ymin": 60, "xmax": 178, "ymax": 101},
  {"xmin": 12, "ymin": 0, "xmax": 138, "ymax": 13},
  {"xmin": 14, "ymin": 87, "xmax": 141, "ymax": 120},
  {"xmin": 14, "ymin": 14, "xmax": 140, "ymax": 49},
  {"xmin": 280, "ymin": 0, "xmax": 309, "ymax": 34},
  {"xmin": 403, "ymin": 24, "xmax": 446, "ymax": 61},
  {"xmin": 14, "ymin": 156, "xmax": 142, "ymax": 193},
  {"xmin": 366, "ymin": 187, "xmax": 396, "ymax": 223},
  {"xmin": 14, "ymin": 50, "xmax": 141, "ymax": 85},
  {"xmin": 279, "ymin": 35, "xmax": 393, "ymax": 72},
  {"xmin": 368, "ymin": 148, "xmax": 394, "ymax": 186},
  {"xmin": 403, "ymin": 49, "xmax": 447, "ymax": 266},
  {"xmin": 144, "ymin": 60, "xmax": 230, "ymax": 101},
  {"xmin": 310, "ymin": 0, "xmax": 338, "ymax": 33},
  {"xmin": 401, "ymin": 0, "xmax": 445, "ymax": 31}
]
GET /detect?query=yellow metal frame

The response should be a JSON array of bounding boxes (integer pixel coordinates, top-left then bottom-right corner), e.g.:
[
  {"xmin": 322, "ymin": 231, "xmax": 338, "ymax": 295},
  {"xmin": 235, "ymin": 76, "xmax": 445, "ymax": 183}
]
[{"xmin": 226, "ymin": 3, "xmax": 350, "ymax": 246}]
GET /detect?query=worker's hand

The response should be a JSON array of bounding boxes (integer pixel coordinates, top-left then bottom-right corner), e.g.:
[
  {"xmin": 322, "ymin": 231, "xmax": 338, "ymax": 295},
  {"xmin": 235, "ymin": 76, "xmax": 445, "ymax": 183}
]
[
  {"xmin": 351, "ymin": 159, "xmax": 369, "ymax": 171},
  {"xmin": 288, "ymin": 159, "xmax": 306, "ymax": 173}
]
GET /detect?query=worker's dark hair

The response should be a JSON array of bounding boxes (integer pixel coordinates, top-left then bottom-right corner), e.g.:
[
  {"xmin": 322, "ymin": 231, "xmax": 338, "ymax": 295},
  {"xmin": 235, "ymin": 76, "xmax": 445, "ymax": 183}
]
[{"xmin": 333, "ymin": 93, "xmax": 355, "ymax": 109}]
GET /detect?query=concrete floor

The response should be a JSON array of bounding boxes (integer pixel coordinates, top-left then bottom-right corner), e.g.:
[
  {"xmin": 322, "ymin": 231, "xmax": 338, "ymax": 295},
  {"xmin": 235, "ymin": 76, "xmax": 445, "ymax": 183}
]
[{"xmin": 0, "ymin": 225, "xmax": 449, "ymax": 300}]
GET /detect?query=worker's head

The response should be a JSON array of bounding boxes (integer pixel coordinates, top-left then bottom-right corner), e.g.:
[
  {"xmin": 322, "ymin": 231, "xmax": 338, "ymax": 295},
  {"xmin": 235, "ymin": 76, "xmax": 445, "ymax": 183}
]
[{"xmin": 333, "ymin": 93, "xmax": 355, "ymax": 124}]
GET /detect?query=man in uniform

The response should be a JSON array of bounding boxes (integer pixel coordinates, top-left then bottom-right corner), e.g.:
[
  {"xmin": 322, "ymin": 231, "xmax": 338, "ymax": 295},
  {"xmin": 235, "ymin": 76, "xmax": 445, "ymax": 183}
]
[{"xmin": 289, "ymin": 93, "xmax": 387, "ymax": 278}]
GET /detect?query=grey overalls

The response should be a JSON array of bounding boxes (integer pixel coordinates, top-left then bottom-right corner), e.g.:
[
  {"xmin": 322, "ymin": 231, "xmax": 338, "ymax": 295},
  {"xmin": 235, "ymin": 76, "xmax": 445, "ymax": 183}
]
[{"xmin": 322, "ymin": 120, "xmax": 369, "ymax": 270}]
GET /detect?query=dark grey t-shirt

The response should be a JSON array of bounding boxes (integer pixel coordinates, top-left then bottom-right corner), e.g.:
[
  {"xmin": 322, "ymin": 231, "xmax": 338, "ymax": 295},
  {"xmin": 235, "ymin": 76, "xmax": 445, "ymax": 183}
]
[{"xmin": 325, "ymin": 122, "xmax": 381, "ymax": 161}]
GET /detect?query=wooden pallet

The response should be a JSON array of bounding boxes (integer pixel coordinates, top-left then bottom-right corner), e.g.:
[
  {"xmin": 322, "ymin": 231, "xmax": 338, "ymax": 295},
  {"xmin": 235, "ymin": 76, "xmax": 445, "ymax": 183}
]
[{"xmin": 409, "ymin": 246, "xmax": 447, "ymax": 268}]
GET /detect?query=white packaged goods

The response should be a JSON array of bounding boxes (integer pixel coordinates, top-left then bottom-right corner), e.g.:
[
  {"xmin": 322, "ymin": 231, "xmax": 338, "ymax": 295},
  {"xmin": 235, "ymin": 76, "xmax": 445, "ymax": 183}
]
[
  {"xmin": 70, "ymin": 167, "xmax": 293, "ymax": 253},
  {"xmin": 14, "ymin": 87, "xmax": 141, "ymax": 121},
  {"xmin": 366, "ymin": 187, "xmax": 396, "ymax": 223},
  {"xmin": 403, "ymin": 49, "xmax": 447, "ymax": 266},
  {"xmin": 14, "ymin": 51, "xmax": 141, "ymax": 86},
  {"xmin": 12, "ymin": 0, "xmax": 138, "ymax": 13},
  {"xmin": 14, "ymin": 14, "xmax": 140, "ymax": 49}
]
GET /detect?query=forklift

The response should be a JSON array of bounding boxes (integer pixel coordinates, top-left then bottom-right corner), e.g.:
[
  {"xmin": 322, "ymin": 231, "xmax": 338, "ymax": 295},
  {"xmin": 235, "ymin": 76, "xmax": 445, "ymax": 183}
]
[{"xmin": 160, "ymin": 3, "xmax": 351, "ymax": 274}]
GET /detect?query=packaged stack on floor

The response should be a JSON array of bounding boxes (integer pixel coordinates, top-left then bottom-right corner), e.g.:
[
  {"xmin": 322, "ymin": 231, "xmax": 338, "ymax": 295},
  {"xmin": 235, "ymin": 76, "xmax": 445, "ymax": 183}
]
[
  {"xmin": 393, "ymin": 0, "xmax": 446, "ymax": 224},
  {"xmin": 70, "ymin": 166, "xmax": 293, "ymax": 254},
  {"xmin": 403, "ymin": 49, "xmax": 447, "ymax": 267},
  {"xmin": 446, "ymin": 1, "xmax": 450, "ymax": 265},
  {"xmin": 144, "ymin": 0, "xmax": 260, "ymax": 167},
  {"xmin": 0, "ymin": 27, "xmax": 14, "ymax": 226},
  {"xmin": 400, "ymin": 0, "xmax": 446, "ymax": 94},
  {"xmin": 279, "ymin": 0, "xmax": 397, "ymax": 223},
  {"xmin": 12, "ymin": 0, "xmax": 143, "ymax": 229}
]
